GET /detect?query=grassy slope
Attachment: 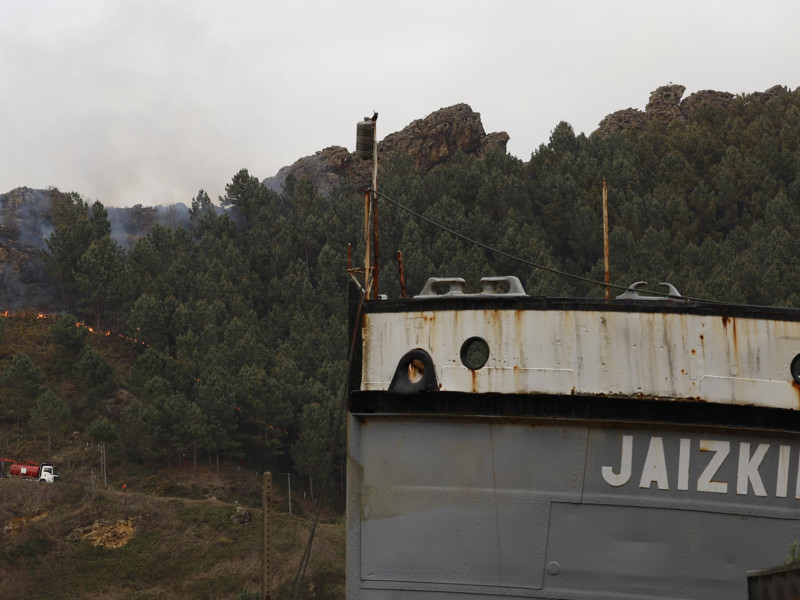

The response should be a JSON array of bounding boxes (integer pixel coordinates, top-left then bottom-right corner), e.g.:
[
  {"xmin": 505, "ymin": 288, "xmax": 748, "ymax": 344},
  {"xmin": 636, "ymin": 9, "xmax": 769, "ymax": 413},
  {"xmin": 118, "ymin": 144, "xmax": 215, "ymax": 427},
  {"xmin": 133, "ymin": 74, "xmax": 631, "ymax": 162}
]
[
  {"xmin": 0, "ymin": 466, "xmax": 345, "ymax": 600},
  {"xmin": 0, "ymin": 315, "xmax": 345, "ymax": 600}
]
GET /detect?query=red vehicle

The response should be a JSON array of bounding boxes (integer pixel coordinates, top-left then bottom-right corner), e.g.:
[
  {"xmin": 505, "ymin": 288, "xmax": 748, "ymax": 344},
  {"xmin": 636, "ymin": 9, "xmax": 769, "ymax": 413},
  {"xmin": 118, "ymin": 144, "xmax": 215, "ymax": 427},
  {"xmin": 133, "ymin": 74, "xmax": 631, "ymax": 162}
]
[{"xmin": 0, "ymin": 458, "xmax": 59, "ymax": 482}]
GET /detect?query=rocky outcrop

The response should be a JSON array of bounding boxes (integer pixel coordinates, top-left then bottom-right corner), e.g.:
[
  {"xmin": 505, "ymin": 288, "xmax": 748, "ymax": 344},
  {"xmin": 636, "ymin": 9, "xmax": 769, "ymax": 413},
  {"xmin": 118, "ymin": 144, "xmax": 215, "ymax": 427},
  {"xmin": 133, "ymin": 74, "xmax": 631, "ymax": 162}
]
[
  {"xmin": 263, "ymin": 146, "xmax": 357, "ymax": 197},
  {"xmin": 592, "ymin": 108, "xmax": 648, "ymax": 137},
  {"xmin": 378, "ymin": 104, "xmax": 508, "ymax": 169},
  {"xmin": 593, "ymin": 84, "xmax": 790, "ymax": 137},
  {"xmin": 679, "ymin": 89, "xmax": 735, "ymax": 116},
  {"xmin": 263, "ymin": 104, "xmax": 509, "ymax": 195},
  {"xmin": 645, "ymin": 84, "xmax": 687, "ymax": 124}
]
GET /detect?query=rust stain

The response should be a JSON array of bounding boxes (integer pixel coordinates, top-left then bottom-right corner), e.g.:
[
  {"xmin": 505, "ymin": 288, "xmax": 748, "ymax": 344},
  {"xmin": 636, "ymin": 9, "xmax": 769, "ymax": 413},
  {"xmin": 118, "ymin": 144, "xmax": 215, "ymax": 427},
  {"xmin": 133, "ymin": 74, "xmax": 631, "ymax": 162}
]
[
  {"xmin": 691, "ymin": 349, "xmax": 696, "ymax": 355},
  {"xmin": 721, "ymin": 316, "xmax": 740, "ymax": 356},
  {"xmin": 793, "ymin": 381, "xmax": 800, "ymax": 408}
]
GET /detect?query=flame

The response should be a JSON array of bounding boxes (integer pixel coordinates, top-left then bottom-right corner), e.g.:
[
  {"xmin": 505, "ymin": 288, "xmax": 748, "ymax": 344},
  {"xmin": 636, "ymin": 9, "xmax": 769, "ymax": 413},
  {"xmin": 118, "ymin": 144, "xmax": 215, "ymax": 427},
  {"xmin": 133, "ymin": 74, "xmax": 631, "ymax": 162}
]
[{"xmin": 1, "ymin": 310, "xmax": 51, "ymax": 319}]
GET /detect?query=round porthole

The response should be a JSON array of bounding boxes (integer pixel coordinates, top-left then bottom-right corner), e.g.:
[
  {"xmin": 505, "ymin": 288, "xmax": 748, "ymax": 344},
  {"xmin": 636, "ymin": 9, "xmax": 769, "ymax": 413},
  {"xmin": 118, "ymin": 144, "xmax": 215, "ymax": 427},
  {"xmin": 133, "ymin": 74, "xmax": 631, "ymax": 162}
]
[
  {"xmin": 461, "ymin": 337, "xmax": 490, "ymax": 370},
  {"xmin": 791, "ymin": 354, "xmax": 800, "ymax": 385}
]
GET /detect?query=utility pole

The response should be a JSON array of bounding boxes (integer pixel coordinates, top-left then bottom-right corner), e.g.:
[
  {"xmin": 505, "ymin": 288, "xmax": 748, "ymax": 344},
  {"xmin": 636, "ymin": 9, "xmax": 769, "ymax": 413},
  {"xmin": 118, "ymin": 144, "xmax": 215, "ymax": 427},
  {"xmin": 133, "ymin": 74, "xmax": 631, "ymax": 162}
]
[
  {"xmin": 262, "ymin": 472, "xmax": 272, "ymax": 600},
  {"xmin": 603, "ymin": 178, "xmax": 611, "ymax": 299},
  {"xmin": 356, "ymin": 112, "xmax": 379, "ymax": 298}
]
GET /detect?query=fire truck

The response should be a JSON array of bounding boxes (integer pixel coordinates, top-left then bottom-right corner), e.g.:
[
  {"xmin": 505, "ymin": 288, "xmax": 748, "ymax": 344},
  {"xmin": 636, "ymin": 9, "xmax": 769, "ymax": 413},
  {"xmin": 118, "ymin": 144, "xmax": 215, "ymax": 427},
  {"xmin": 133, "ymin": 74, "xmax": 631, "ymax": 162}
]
[{"xmin": 0, "ymin": 457, "xmax": 59, "ymax": 482}]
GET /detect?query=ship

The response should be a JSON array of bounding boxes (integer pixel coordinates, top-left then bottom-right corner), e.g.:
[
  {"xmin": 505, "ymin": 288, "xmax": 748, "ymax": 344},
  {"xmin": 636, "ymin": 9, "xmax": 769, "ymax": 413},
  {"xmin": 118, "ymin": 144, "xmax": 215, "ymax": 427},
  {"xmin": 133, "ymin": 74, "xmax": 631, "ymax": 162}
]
[{"xmin": 346, "ymin": 275, "xmax": 800, "ymax": 599}]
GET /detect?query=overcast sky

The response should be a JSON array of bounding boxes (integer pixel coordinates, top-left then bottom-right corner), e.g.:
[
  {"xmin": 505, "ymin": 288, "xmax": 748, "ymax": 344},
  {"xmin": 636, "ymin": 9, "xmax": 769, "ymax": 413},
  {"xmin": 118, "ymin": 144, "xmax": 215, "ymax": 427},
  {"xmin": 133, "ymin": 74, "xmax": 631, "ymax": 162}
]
[{"xmin": 1, "ymin": 0, "xmax": 798, "ymax": 207}]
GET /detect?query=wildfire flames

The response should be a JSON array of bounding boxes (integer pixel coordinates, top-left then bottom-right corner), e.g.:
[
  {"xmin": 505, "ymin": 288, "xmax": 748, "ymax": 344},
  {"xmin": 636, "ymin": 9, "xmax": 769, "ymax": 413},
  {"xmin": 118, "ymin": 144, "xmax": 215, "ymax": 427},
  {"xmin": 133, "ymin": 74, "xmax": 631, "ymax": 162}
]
[
  {"xmin": 2, "ymin": 311, "xmax": 129, "ymax": 343},
  {"xmin": 75, "ymin": 322, "xmax": 113, "ymax": 337},
  {"xmin": 2, "ymin": 310, "xmax": 53, "ymax": 320},
  {"xmin": 2, "ymin": 309, "xmax": 287, "ymax": 433}
]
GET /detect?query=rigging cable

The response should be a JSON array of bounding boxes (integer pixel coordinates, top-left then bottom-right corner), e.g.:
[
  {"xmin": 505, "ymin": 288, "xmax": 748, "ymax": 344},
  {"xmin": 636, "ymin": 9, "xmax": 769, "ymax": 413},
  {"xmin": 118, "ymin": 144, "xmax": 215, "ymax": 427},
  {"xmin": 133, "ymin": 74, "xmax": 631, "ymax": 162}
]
[{"xmin": 370, "ymin": 188, "xmax": 737, "ymax": 305}]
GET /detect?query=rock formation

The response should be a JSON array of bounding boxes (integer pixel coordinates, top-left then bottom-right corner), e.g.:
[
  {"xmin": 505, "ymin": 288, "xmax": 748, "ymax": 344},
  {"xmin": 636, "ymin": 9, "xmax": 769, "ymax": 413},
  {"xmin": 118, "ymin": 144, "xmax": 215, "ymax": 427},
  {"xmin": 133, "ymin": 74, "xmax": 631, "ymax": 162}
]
[
  {"xmin": 593, "ymin": 84, "xmax": 789, "ymax": 137},
  {"xmin": 263, "ymin": 104, "xmax": 509, "ymax": 195}
]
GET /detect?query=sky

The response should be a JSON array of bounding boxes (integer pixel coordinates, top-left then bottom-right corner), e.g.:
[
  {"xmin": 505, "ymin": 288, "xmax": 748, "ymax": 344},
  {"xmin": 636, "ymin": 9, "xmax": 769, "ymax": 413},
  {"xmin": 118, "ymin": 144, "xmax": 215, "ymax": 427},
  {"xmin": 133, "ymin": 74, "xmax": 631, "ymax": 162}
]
[{"xmin": 1, "ymin": 0, "xmax": 799, "ymax": 207}]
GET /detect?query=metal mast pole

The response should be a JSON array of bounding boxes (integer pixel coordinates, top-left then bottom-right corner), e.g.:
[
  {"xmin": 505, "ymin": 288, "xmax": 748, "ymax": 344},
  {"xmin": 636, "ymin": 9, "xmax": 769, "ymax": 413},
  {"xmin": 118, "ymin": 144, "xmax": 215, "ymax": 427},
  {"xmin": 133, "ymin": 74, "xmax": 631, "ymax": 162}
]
[
  {"xmin": 603, "ymin": 178, "xmax": 610, "ymax": 300},
  {"xmin": 371, "ymin": 117, "xmax": 379, "ymax": 299},
  {"xmin": 262, "ymin": 472, "xmax": 272, "ymax": 600},
  {"xmin": 356, "ymin": 112, "xmax": 379, "ymax": 298}
]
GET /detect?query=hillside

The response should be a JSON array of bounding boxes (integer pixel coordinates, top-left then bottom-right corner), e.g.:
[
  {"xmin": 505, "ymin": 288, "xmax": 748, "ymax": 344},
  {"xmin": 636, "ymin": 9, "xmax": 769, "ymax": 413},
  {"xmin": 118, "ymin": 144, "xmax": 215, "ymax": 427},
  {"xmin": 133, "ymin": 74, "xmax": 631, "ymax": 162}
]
[
  {"xmin": 3, "ymin": 82, "xmax": 800, "ymax": 599},
  {"xmin": 0, "ymin": 454, "xmax": 344, "ymax": 600},
  {"xmin": 0, "ymin": 315, "xmax": 343, "ymax": 600}
]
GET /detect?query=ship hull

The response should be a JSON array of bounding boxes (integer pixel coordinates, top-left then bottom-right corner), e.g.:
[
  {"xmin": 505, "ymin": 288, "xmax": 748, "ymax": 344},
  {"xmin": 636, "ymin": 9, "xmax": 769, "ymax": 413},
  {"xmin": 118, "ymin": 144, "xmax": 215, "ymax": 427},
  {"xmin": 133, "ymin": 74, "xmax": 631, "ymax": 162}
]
[{"xmin": 347, "ymin": 295, "xmax": 800, "ymax": 599}]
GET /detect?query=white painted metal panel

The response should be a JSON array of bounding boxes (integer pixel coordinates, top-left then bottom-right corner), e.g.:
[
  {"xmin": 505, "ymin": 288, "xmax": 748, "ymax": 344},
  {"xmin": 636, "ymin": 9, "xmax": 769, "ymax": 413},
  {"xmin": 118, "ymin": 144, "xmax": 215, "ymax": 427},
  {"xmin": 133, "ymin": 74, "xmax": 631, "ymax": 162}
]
[{"xmin": 362, "ymin": 308, "xmax": 800, "ymax": 410}]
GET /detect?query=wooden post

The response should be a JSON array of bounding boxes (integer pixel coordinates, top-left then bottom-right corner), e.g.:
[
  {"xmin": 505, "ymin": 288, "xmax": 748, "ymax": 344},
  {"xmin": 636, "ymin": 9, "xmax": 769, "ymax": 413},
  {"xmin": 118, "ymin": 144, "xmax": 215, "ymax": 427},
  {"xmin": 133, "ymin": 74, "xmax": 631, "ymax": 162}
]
[
  {"xmin": 371, "ymin": 118, "xmax": 379, "ymax": 299},
  {"xmin": 364, "ymin": 189, "xmax": 371, "ymax": 295},
  {"xmin": 603, "ymin": 178, "xmax": 610, "ymax": 300},
  {"xmin": 372, "ymin": 190, "xmax": 379, "ymax": 299},
  {"xmin": 262, "ymin": 472, "xmax": 272, "ymax": 600},
  {"xmin": 397, "ymin": 251, "xmax": 407, "ymax": 299}
]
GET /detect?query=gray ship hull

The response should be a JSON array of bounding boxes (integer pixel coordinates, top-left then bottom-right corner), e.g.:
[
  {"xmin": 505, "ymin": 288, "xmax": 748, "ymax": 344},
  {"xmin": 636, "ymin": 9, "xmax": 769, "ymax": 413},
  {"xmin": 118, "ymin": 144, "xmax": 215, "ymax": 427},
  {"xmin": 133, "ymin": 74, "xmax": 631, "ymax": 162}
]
[
  {"xmin": 348, "ymin": 411, "xmax": 800, "ymax": 598},
  {"xmin": 347, "ymin": 290, "xmax": 800, "ymax": 599}
]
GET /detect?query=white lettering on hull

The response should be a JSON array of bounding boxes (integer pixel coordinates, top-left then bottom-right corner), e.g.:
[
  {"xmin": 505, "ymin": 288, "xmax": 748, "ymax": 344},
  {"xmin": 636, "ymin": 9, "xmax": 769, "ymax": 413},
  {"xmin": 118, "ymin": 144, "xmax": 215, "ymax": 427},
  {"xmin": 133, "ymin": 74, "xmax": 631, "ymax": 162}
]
[
  {"xmin": 602, "ymin": 435, "xmax": 632, "ymax": 486},
  {"xmin": 777, "ymin": 445, "xmax": 791, "ymax": 498},
  {"xmin": 698, "ymin": 440, "xmax": 729, "ymax": 493},
  {"xmin": 677, "ymin": 438, "xmax": 691, "ymax": 491},
  {"xmin": 639, "ymin": 436, "xmax": 669, "ymax": 490},
  {"xmin": 737, "ymin": 443, "xmax": 769, "ymax": 496},
  {"xmin": 602, "ymin": 435, "xmax": 800, "ymax": 498}
]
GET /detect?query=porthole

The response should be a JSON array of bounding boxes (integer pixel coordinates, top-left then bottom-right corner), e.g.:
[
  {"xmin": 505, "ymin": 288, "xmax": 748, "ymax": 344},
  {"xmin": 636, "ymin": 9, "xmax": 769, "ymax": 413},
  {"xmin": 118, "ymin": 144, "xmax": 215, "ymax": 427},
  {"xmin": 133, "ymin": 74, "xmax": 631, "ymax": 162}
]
[
  {"xmin": 461, "ymin": 337, "xmax": 490, "ymax": 370},
  {"xmin": 791, "ymin": 354, "xmax": 800, "ymax": 385}
]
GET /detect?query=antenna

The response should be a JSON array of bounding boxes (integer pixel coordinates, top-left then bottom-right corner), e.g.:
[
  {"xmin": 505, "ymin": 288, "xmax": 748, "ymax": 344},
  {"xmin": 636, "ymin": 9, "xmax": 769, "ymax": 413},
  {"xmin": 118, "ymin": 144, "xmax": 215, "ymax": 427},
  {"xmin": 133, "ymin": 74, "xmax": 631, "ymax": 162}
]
[
  {"xmin": 356, "ymin": 113, "xmax": 379, "ymax": 298},
  {"xmin": 603, "ymin": 178, "xmax": 610, "ymax": 300}
]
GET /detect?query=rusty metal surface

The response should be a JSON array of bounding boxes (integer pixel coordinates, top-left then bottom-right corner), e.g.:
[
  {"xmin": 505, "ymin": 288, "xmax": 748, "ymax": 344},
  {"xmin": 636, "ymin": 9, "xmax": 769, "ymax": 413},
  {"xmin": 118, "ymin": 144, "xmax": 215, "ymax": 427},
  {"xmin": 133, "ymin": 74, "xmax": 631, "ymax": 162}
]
[
  {"xmin": 361, "ymin": 304, "xmax": 800, "ymax": 411},
  {"xmin": 348, "ymin": 296, "xmax": 800, "ymax": 599},
  {"xmin": 396, "ymin": 251, "xmax": 407, "ymax": 299}
]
